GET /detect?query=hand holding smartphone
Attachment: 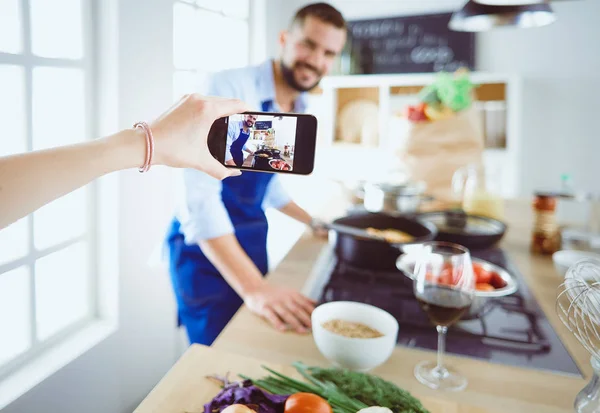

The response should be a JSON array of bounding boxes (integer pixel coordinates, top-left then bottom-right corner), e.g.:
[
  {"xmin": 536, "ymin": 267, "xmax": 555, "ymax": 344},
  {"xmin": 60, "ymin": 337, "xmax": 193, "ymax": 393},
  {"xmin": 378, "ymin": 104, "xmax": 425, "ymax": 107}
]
[{"xmin": 207, "ymin": 112, "xmax": 317, "ymax": 175}]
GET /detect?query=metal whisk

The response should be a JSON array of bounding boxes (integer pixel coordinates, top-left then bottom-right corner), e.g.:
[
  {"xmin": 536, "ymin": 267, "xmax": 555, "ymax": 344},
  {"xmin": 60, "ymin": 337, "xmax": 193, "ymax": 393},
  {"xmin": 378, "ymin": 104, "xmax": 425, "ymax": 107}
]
[{"xmin": 556, "ymin": 258, "xmax": 600, "ymax": 413}]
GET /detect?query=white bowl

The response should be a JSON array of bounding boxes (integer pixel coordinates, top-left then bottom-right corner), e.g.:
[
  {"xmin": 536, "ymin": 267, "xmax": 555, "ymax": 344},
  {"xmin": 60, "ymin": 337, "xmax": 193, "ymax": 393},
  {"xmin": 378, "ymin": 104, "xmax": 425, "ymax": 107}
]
[
  {"xmin": 311, "ymin": 301, "xmax": 399, "ymax": 372},
  {"xmin": 553, "ymin": 250, "xmax": 600, "ymax": 277}
]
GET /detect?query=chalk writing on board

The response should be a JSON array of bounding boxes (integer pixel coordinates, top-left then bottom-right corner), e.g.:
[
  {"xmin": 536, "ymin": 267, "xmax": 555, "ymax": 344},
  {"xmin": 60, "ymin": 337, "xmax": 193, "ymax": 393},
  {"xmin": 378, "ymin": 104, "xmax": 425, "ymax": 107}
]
[{"xmin": 345, "ymin": 13, "xmax": 475, "ymax": 74}]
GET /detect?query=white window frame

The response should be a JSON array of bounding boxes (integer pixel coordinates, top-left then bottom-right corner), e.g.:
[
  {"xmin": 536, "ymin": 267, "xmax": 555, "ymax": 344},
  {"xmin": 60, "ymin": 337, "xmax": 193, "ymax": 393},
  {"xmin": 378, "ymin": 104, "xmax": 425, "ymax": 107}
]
[
  {"xmin": 172, "ymin": 0, "xmax": 255, "ymax": 99},
  {"xmin": 0, "ymin": 0, "xmax": 119, "ymax": 408}
]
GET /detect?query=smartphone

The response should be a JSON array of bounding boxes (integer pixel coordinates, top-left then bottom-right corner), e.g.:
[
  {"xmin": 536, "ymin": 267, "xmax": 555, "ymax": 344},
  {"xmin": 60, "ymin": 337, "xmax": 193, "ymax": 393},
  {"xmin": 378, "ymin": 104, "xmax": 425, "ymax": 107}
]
[{"xmin": 207, "ymin": 111, "xmax": 317, "ymax": 175}]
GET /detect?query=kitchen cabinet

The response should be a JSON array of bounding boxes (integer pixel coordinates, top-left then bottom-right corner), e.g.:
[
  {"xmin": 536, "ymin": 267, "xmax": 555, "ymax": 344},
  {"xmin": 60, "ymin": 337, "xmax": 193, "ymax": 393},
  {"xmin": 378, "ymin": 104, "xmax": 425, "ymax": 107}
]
[{"xmin": 305, "ymin": 72, "xmax": 523, "ymax": 198}]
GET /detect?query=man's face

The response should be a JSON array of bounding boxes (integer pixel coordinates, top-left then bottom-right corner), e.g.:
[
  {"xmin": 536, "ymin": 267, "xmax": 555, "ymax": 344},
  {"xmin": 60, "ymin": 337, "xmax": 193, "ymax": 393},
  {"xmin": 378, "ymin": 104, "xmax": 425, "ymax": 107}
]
[
  {"xmin": 244, "ymin": 114, "xmax": 257, "ymax": 127},
  {"xmin": 280, "ymin": 16, "xmax": 347, "ymax": 92}
]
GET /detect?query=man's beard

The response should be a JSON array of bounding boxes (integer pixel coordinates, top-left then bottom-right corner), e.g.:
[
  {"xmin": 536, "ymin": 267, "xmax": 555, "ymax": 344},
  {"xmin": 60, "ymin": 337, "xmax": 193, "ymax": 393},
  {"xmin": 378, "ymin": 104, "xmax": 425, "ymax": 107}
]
[{"xmin": 281, "ymin": 61, "xmax": 322, "ymax": 92}]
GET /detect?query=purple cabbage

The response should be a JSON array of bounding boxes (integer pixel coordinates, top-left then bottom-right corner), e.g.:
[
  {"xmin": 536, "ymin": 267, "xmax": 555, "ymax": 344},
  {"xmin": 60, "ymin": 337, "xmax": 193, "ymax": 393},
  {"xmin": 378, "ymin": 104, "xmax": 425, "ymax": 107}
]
[{"xmin": 204, "ymin": 375, "xmax": 288, "ymax": 413}]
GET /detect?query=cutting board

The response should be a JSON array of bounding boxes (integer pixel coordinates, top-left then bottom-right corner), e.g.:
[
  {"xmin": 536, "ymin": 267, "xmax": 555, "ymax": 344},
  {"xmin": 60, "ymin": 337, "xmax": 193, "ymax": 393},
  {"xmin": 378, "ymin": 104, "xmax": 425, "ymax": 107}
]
[
  {"xmin": 133, "ymin": 345, "xmax": 299, "ymax": 413},
  {"xmin": 134, "ymin": 344, "xmax": 490, "ymax": 413}
]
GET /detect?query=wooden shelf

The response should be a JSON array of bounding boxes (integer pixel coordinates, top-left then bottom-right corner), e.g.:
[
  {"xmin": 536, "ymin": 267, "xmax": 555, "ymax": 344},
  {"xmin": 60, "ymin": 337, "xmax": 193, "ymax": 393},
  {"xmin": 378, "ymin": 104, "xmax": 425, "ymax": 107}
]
[
  {"xmin": 310, "ymin": 72, "xmax": 522, "ymax": 197},
  {"xmin": 334, "ymin": 87, "xmax": 380, "ymax": 146}
]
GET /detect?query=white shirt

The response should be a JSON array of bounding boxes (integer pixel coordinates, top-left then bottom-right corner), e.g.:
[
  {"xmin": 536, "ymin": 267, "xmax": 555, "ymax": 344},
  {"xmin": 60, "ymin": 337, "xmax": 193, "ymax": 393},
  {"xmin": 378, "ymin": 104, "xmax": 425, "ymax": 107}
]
[{"xmin": 175, "ymin": 60, "xmax": 308, "ymax": 244}]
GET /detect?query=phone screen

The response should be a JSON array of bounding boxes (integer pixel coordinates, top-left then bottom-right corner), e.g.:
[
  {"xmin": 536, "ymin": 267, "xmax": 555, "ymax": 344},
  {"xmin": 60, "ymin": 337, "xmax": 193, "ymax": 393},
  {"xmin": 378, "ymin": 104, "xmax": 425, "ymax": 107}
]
[
  {"xmin": 225, "ymin": 113, "xmax": 298, "ymax": 172},
  {"xmin": 208, "ymin": 111, "xmax": 317, "ymax": 175}
]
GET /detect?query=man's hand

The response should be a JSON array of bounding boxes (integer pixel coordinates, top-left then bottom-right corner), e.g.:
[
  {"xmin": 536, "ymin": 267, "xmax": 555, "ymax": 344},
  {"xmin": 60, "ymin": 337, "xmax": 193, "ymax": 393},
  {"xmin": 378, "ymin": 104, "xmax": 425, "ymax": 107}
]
[
  {"xmin": 243, "ymin": 283, "xmax": 315, "ymax": 333},
  {"xmin": 310, "ymin": 218, "xmax": 329, "ymax": 239}
]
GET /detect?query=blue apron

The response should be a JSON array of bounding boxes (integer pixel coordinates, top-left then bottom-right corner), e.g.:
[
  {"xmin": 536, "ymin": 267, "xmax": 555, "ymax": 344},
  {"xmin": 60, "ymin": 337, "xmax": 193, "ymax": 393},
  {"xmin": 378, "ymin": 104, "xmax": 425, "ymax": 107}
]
[
  {"xmin": 230, "ymin": 128, "xmax": 251, "ymax": 167},
  {"xmin": 167, "ymin": 102, "xmax": 274, "ymax": 346}
]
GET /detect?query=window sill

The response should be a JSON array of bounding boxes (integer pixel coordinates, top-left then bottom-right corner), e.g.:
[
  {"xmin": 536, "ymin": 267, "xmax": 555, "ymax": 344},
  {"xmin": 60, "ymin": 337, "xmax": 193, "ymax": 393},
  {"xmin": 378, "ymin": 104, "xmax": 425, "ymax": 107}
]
[{"xmin": 0, "ymin": 319, "xmax": 117, "ymax": 410}]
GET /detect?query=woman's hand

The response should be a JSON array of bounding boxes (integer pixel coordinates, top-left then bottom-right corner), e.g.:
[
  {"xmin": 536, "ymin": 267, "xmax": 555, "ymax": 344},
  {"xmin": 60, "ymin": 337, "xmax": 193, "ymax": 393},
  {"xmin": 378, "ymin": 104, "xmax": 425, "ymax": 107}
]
[{"xmin": 150, "ymin": 94, "xmax": 250, "ymax": 179}]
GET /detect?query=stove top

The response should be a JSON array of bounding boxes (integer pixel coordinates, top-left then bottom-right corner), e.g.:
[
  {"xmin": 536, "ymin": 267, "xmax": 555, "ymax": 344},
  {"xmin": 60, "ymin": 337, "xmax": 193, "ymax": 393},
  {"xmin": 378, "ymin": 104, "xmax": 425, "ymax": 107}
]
[{"xmin": 303, "ymin": 246, "xmax": 582, "ymax": 377}]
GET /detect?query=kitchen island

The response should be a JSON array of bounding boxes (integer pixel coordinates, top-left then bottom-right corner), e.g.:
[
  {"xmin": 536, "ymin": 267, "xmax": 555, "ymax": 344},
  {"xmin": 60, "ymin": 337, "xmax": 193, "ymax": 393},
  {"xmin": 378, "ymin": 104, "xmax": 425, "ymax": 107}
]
[
  {"xmin": 211, "ymin": 200, "xmax": 592, "ymax": 413},
  {"xmin": 135, "ymin": 200, "xmax": 594, "ymax": 413}
]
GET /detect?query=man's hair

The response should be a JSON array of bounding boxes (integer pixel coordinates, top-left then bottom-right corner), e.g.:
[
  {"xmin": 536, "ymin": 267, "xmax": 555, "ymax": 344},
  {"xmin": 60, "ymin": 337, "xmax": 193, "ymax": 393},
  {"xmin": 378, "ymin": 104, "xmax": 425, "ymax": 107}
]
[{"xmin": 291, "ymin": 2, "xmax": 346, "ymax": 30}]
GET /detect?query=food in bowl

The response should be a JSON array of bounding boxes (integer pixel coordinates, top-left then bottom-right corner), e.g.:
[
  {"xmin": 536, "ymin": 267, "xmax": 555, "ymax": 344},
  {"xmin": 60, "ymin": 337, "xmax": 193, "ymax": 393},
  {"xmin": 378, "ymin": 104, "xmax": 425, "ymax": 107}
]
[
  {"xmin": 321, "ymin": 319, "xmax": 383, "ymax": 339},
  {"xmin": 311, "ymin": 302, "xmax": 399, "ymax": 372},
  {"xmin": 424, "ymin": 262, "xmax": 507, "ymax": 291},
  {"xmin": 256, "ymin": 153, "xmax": 270, "ymax": 158},
  {"xmin": 473, "ymin": 262, "xmax": 507, "ymax": 291},
  {"xmin": 269, "ymin": 159, "xmax": 291, "ymax": 171},
  {"xmin": 366, "ymin": 228, "xmax": 414, "ymax": 243}
]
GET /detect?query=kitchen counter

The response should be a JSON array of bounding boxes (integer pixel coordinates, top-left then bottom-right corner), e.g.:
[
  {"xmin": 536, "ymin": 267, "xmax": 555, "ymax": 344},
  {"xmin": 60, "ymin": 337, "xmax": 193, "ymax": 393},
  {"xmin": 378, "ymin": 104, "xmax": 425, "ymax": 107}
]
[{"xmin": 211, "ymin": 200, "xmax": 594, "ymax": 413}]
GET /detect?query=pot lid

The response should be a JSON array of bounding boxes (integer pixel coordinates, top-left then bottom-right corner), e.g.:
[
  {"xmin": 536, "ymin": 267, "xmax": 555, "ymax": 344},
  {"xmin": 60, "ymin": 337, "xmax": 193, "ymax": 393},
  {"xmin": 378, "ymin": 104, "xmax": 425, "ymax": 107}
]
[{"xmin": 368, "ymin": 181, "xmax": 427, "ymax": 196}]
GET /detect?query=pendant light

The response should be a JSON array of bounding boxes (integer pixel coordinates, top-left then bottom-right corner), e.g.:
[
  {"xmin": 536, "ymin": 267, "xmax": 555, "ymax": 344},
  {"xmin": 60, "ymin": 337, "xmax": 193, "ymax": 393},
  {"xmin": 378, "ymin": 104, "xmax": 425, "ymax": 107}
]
[
  {"xmin": 449, "ymin": 0, "xmax": 556, "ymax": 32},
  {"xmin": 474, "ymin": 0, "xmax": 545, "ymax": 4}
]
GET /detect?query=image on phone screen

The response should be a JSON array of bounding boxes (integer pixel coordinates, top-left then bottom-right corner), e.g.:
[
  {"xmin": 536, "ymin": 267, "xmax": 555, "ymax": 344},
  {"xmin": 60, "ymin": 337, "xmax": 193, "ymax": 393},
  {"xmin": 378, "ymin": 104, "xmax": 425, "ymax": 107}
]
[{"xmin": 225, "ymin": 114, "xmax": 297, "ymax": 171}]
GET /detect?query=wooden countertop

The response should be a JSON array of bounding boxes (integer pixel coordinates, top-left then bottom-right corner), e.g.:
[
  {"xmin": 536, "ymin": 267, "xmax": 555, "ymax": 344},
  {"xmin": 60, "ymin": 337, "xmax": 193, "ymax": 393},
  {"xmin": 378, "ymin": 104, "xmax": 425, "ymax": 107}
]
[
  {"xmin": 135, "ymin": 200, "xmax": 596, "ymax": 413},
  {"xmin": 211, "ymin": 200, "xmax": 594, "ymax": 413}
]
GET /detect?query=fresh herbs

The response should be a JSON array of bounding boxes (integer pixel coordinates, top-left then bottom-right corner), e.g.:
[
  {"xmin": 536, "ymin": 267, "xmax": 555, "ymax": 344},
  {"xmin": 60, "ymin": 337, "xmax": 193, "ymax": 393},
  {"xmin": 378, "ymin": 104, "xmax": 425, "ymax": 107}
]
[
  {"xmin": 243, "ymin": 363, "xmax": 429, "ymax": 413},
  {"xmin": 298, "ymin": 363, "xmax": 429, "ymax": 413},
  {"xmin": 240, "ymin": 366, "xmax": 367, "ymax": 413}
]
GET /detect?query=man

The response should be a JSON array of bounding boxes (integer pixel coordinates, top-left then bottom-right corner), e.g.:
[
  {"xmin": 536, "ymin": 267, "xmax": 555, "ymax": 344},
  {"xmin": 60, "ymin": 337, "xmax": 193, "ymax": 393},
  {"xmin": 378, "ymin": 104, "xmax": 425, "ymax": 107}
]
[
  {"xmin": 225, "ymin": 114, "xmax": 257, "ymax": 167},
  {"xmin": 167, "ymin": 3, "xmax": 347, "ymax": 345}
]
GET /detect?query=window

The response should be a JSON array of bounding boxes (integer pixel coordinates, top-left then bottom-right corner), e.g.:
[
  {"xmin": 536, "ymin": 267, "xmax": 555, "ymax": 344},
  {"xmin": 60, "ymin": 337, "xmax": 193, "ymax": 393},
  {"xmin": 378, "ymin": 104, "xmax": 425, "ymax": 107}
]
[
  {"xmin": 0, "ymin": 0, "xmax": 97, "ymax": 378},
  {"xmin": 172, "ymin": 0, "xmax": 250, "ymax": 100}
]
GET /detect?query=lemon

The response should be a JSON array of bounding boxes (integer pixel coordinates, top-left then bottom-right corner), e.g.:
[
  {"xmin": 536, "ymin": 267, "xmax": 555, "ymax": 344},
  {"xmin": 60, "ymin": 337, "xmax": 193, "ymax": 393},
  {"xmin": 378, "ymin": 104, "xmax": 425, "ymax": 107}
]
[{"xmin": 424, "ymin": 104, "xmax": 454, "ymax": 121}]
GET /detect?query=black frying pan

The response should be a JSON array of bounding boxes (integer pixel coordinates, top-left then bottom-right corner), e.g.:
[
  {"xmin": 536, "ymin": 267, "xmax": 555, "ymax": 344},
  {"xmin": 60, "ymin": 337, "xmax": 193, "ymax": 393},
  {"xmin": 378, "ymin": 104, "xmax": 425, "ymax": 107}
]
[{"xmin": 328, "ymin": 212, "xmax": 437, "ymax": 270}]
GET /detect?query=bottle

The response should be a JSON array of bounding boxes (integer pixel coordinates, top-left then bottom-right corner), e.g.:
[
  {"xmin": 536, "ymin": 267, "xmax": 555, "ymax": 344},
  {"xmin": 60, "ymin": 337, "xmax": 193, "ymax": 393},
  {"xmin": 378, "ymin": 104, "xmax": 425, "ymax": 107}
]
[
  {"xmin": 452, "ymin": 164, "xmax": 504, "ymax": 220},
  {"xmin": 531, "ymin": 192, "xmax": 561, "ymax": 255}
]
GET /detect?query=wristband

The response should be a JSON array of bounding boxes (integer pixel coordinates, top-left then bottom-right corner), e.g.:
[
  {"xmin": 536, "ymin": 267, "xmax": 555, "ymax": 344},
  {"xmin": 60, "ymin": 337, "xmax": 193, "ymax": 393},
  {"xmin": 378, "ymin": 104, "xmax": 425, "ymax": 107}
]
[{"xmin": 133, "ymin": 121, "xmax": 154, "ymax": 173}]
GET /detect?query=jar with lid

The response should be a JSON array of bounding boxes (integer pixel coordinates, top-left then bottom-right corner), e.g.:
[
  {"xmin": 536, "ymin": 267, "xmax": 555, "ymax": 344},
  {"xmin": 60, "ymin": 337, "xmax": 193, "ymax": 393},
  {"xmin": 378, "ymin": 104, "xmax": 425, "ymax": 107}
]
[{"xmin": 531, "ymin": 192, "xmax": 561, "ymax": 255}]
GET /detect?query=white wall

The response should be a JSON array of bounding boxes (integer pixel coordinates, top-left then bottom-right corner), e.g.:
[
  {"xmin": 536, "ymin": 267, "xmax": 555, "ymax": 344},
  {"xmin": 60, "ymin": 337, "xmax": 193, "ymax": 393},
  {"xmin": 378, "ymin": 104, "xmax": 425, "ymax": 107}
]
[
  {"xmin": 476, "ymin": 0, "xmax": 599, "ymax": 195},
  {"xmin": 273, "ymin": 117, "xmax": 298, "ymax": 147},
  {"xmin": 3, "ymin": 1, "xmax": 183, "ymax": 412}
]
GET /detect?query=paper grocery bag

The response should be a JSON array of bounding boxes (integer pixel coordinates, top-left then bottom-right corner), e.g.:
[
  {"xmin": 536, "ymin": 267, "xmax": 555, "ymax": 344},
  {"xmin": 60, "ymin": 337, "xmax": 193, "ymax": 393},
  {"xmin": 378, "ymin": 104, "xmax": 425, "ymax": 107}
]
[{"xmin": 400, "ymin": 107, "xmax": 485, "ymax": 206}]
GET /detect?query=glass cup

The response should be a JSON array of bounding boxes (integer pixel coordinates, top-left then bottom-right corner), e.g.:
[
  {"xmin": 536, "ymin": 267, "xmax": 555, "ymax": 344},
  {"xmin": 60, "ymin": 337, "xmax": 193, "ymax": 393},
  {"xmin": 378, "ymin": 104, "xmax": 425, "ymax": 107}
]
[{"xmin": 413, "ymin": 242, "xmax": 475, "ymax": 391}]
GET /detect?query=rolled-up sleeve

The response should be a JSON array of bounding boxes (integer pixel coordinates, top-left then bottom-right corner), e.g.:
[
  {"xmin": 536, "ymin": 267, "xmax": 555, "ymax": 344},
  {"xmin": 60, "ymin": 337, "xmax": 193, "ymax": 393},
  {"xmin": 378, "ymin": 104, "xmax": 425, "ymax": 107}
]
[
  {"xmin": 178, "ymin": 169, "xmax": 234, "ymax": 243},
  {"xmin": 262, "ymin": 175, "xmax": 292, "ymax": 210}
]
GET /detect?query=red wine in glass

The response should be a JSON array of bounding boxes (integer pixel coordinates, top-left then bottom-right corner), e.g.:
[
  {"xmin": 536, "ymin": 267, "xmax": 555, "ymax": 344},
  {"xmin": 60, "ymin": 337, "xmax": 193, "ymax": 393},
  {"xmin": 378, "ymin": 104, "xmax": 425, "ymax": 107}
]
[
  {"xmin": 412, "ymin": 242, "xmax": 475, "ymax": 392},
  {"xmin": 416, "ymin": 285, "xmax": 472, "ymax": 327}
]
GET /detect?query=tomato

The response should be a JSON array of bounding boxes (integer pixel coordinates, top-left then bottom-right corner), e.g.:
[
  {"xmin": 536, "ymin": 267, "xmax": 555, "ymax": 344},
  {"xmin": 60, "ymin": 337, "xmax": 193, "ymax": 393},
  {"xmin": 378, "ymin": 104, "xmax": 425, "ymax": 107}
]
[
  {"xmin": 439, "ymin": 268, "xmax": 453, "ymax": 286},
  {"xmin": 473, "ymin": 263, "xmax": 492, "ymax": 284},
  {"xmin": 284, "ymin": 393, "xmax": 332, "ymax": 413},
  {"xmin": 425, "ymin": 272, "xmax": 436, "ymax": 283},
  {"xmin": 490, "ymin": 272, "xmax": 507, "ymax": 289},
  {"xmin": 476, "ymin": 283, "xmax": 495, "ymax": 292},
  {"xmin": 425, "ymin": 270, "xmax": 451, "ymax": 285}
]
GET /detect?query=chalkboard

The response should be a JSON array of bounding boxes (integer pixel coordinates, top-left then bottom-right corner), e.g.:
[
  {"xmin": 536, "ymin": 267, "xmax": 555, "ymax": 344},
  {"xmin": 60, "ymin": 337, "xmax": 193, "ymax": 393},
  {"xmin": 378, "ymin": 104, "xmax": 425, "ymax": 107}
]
[
  {"xmin": 254, "ymin": 121, "xmax": 272, "ymax": 130},
  {"xmin": 346, "ymin": 13, "xmax": 475, "ymax": 74}
]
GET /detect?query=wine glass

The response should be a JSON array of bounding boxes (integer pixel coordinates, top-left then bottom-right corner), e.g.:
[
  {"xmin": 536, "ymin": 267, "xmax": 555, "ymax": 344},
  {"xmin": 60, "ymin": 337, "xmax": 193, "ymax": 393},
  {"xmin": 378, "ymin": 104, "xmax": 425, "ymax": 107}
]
[{"xmin": 413, "ymin": 241, "xmax": 475, "ymax": 391}]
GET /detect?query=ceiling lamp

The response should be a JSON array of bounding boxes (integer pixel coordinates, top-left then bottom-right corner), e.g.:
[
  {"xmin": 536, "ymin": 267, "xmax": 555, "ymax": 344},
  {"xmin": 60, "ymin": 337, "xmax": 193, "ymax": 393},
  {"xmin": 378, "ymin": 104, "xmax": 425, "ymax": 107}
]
[
  {"xmin": 473, "ymin": 0, "xmax": 545, "ymax": 4},
  {"xmin": 449, "ymin": 0, "xmax": 556, "ymax": 31}
]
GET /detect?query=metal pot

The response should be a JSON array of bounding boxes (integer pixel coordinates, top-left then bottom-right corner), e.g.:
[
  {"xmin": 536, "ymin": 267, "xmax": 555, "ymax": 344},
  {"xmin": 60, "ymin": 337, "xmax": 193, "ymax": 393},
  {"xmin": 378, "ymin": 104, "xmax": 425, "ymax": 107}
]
[{"xmin": 362, "ymin": 181, "xmax": 434, "ymax": 215}]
